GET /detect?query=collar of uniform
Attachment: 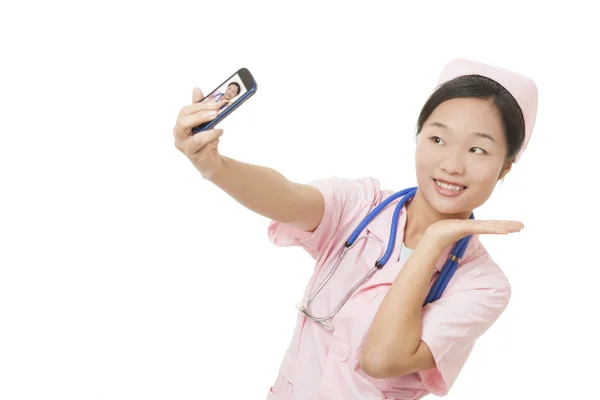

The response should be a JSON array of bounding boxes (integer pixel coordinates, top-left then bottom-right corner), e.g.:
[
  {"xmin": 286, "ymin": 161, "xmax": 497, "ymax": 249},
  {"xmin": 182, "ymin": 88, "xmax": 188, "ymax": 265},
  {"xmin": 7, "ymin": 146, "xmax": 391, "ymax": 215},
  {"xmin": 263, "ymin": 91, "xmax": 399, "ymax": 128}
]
[{"xmin": 364, "ymin": 192, "xmax": 482, "ymax": 272}]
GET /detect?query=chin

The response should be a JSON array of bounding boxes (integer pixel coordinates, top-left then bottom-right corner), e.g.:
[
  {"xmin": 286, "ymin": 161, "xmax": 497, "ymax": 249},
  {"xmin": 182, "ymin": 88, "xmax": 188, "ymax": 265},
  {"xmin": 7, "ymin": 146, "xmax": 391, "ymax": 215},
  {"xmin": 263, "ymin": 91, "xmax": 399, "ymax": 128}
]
[
  {"xmin": 421, "ymin": 179, "xmax": 473, "ymax": 217},
  {"xmin": 430, "ymin": 199, "xmax": 469, "ymax": 216}
]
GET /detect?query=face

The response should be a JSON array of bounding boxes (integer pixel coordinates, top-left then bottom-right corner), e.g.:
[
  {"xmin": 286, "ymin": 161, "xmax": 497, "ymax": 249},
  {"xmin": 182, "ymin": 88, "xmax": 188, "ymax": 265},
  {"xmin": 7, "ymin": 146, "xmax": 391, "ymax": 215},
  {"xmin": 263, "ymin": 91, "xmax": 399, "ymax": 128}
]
[
  {"xmin": 225, "ymin": 84, "xmax": 239, "ymax": 99},
  {"xmin": 415, "ymin": 97, "xmax": 511, "ymax": 216}
]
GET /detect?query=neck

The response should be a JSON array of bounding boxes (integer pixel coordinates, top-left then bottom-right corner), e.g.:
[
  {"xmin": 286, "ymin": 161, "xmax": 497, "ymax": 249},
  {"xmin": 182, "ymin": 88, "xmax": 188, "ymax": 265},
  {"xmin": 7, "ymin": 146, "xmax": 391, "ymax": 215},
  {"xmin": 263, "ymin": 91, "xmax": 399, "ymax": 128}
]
[{"xmin": 403, "ymin": 190, "xmax": 472, "ymax": 249}]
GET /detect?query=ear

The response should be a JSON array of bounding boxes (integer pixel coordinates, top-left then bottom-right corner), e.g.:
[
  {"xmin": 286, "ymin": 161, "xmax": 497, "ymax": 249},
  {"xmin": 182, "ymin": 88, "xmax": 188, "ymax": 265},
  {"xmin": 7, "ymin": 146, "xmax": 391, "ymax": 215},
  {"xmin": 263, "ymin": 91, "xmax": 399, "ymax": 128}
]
[{"xmin": 498, "ymin": 160, "xmax": 513, "ymax": 181}]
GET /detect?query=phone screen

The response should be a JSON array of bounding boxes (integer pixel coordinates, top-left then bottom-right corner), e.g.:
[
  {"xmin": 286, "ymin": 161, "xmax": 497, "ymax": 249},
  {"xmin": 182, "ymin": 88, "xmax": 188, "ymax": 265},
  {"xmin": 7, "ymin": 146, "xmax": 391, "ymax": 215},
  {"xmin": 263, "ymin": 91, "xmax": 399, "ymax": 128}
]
[
  {"xmin": 192, "ymin": 68, "xmax": 256, "ymax": 134},
  {"xmin": 202, "ymin": 72, "xmax": 249, "ymax": 115}
]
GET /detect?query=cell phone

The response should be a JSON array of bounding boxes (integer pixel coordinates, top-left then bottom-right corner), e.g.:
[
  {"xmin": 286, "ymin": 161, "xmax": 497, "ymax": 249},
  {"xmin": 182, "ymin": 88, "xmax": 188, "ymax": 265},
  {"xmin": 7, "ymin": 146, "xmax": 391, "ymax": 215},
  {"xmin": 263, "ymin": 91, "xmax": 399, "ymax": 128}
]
[{"xmin": 191, "ymin": 67, "xmax": 257, "ymax": 134}]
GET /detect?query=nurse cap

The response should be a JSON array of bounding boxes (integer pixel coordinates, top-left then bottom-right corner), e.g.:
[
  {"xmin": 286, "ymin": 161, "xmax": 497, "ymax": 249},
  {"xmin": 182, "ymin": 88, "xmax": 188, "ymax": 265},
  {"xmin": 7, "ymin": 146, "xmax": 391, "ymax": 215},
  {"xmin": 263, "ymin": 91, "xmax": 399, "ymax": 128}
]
[{"xmin": 437, "ymin": 58, "xmax": 538, "ymax": 163}]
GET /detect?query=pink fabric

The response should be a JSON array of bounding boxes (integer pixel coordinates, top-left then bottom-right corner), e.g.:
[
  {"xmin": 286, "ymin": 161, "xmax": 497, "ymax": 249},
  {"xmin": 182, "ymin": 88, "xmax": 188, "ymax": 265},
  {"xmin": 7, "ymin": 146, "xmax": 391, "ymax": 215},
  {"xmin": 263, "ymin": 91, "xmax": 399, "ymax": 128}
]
[
  {"xmin": 265, "ymin": 177, "xmax": 511, "ymax": 399},
  {"xmin": 437, "ymin": 58, "xmax": 538, "ymax": 163}
]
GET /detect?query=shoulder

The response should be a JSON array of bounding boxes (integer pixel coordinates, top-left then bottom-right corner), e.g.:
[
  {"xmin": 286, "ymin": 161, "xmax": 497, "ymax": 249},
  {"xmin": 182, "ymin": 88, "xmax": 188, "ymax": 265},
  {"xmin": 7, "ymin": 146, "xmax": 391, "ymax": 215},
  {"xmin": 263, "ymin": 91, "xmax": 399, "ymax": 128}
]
[{"xmin": 454, "ymin": 239, "xmax": 512, "ymax": 304}]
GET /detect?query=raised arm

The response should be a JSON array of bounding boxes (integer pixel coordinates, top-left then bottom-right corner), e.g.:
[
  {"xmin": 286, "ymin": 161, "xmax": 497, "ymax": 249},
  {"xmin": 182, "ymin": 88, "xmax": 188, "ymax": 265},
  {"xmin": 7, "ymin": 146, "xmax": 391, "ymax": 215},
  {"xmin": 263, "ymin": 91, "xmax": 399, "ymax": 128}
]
[{"xmin": 173, "ymin": 87, "xmax": 324, "ymax": 232}]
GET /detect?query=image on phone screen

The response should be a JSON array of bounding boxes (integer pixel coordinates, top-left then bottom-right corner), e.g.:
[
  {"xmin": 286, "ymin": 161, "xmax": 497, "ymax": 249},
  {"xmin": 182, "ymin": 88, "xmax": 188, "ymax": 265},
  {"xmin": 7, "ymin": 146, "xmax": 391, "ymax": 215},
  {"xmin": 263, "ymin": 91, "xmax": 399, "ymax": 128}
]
[
  {"xmin": 203, "ymin": 73, "xmax": 248, "ymax": 115},
  {"xmin": 191, "ymin": 68, "xmax": 256, "ymax": 134}
]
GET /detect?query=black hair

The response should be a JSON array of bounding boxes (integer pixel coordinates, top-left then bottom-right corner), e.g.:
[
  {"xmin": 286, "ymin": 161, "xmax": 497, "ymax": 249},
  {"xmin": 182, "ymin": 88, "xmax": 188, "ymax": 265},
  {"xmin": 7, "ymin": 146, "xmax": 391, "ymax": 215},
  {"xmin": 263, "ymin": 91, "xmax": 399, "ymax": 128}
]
[
  {"xmin": 416, "ymin": 74, "xmax": 525, "ymax": 162},
  {"xmin": 227, "ymin": 82, "xmax": 241, "ymax": 94}
]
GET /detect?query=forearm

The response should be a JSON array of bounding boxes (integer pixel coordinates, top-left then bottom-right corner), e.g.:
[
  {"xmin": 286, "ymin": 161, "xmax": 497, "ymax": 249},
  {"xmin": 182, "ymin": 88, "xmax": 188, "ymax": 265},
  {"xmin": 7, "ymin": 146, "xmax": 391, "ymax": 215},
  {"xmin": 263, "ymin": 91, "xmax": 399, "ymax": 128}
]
[
  {"xmin": 362, "ymin": 238, "xmax": 444, "ymax": 371},
  {"xmin": 207, "ymin": 155, "xmax": 323, "ymax": 229}
]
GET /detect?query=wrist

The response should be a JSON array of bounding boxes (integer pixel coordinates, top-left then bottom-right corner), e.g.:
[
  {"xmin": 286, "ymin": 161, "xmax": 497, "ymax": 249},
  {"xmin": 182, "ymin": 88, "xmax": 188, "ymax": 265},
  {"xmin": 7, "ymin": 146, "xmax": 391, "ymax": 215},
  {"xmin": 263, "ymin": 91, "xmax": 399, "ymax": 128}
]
[
  {"xmin": 203, "ymin": 155, "xmax": 227, "ymax": 182},
  {"xmin": 419, "ymin": 232, "xmax": 446, "ymax": 255}
]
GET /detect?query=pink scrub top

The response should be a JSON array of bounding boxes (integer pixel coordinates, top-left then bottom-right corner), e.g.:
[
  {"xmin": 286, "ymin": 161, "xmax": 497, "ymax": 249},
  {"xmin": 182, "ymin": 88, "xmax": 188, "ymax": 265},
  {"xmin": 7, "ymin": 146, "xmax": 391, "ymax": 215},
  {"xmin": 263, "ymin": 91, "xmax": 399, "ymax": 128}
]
[{"xmin": 265, "ymin": 177, "xmax": 512, "ymax": 400}]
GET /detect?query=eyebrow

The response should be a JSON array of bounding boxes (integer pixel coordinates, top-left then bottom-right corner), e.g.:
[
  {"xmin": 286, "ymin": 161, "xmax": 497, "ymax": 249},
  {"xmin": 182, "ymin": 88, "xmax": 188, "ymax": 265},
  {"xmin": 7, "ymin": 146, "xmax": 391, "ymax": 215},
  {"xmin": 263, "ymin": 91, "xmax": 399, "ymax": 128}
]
[{"xmin": 429, "ymin": 122, "xmax": 496, "ymax": 143}]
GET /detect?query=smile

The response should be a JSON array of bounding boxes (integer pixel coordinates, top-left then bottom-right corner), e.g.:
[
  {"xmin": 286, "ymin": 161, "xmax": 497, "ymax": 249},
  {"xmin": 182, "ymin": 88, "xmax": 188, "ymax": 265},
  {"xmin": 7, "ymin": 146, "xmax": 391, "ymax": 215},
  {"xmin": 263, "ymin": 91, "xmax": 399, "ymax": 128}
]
[
  {"xmin": 434, "ymin": 179, "xmax": 466, "ymax": 191},
  {"xmin": 433, "ymin": 179, "xmax": 467, "ymax": 197}
]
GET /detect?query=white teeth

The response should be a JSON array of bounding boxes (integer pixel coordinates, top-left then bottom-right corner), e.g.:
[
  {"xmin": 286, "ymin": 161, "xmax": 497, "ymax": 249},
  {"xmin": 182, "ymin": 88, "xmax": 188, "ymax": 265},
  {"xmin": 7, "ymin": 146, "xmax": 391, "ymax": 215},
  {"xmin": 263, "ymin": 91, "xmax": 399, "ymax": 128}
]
[{"xmin": 436, "ymin": 180, "xmax": 464, "ymax": 191}]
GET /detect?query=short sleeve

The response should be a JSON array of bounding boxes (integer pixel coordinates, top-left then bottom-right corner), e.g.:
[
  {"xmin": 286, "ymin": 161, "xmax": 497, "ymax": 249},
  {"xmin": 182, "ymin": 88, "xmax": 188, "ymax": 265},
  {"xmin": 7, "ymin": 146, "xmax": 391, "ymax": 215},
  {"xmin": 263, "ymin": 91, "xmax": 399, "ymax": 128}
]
[
  {"xmin": 418, "ymin": 261, "xmax": 512, "ymax": 396},
  {"xmin": 267, "ymin": 176, "xmax": 382, "ymax": 260}
]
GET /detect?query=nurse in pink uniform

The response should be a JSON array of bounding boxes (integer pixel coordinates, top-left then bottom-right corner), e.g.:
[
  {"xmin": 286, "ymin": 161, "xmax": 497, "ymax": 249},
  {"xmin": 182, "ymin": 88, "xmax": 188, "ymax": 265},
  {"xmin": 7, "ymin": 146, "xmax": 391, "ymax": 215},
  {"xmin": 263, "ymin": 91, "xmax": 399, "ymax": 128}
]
[{"xmin": 173, "ymin": 58, "xmax": 538, "ymax": 399}]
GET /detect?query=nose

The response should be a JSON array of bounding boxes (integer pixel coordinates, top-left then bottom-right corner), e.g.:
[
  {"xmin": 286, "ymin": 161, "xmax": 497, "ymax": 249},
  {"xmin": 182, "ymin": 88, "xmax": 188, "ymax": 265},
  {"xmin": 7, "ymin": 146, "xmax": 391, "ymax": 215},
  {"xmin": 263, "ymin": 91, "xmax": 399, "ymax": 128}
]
[{"xmin": 439, "ymin": 149, "xmax": 465, "ymax": 176}]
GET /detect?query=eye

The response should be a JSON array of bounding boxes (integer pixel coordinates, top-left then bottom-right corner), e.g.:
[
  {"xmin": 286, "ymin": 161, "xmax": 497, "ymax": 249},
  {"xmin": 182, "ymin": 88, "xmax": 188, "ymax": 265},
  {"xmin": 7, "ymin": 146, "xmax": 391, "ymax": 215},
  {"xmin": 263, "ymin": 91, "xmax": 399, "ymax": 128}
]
[
  {"xmin": 430, "ymin": 136, "xmax": 445, "ymax": 145},
  {"xmin": 469, "ymin": 147, "xmax": 487, "ymax": 155}
]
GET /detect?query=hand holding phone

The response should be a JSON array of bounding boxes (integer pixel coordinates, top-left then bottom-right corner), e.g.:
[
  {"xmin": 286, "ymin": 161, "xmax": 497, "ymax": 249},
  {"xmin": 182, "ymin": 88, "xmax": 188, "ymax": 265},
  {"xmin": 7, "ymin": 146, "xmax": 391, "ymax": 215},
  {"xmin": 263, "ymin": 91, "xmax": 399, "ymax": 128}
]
[
  {"xmin": 173, "ymin": 88, "xmax": 227, "ymax": 179},
  {"xmin": 173, "ymin": 68, "xmax": 257, "ymax": 178},
  {"xmin": 191, "ymin": 67, "xmax": 257, "ymax": 134}
]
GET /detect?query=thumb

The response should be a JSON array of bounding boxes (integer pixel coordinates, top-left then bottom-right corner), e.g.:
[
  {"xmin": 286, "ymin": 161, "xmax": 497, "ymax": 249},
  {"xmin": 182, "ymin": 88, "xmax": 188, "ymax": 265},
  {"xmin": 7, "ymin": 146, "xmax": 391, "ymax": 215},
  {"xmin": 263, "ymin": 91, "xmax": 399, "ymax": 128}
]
[{"xmin": 192, "ymin": 87, "xmax": 204, "ymax": 103}]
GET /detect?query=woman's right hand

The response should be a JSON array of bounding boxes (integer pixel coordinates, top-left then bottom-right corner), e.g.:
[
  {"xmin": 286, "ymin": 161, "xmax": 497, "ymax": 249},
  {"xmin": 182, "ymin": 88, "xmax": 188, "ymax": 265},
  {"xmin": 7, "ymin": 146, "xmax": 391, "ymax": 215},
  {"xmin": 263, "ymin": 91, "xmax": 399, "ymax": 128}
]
[{"xmin": 173, "ymin": 87, "xmax": 228, "ymax": 179}]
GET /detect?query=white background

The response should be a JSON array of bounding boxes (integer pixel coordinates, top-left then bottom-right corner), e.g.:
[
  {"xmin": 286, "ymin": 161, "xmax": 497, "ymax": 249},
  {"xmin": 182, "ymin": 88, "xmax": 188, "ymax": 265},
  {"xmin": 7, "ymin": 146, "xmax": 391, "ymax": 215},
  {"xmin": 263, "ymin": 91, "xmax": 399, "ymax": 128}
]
[{"xmin": 1, "ymin": 1, "xmax": 598, "ymax": 399}]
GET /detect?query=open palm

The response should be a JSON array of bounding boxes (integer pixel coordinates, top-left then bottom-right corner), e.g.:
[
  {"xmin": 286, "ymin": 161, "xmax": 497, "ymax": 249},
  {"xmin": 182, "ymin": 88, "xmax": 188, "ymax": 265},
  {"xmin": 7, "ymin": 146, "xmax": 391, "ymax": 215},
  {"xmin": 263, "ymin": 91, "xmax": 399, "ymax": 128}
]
[{"xmin": 425, "ymin": 219, "xmax": 524, "ymax": 250}]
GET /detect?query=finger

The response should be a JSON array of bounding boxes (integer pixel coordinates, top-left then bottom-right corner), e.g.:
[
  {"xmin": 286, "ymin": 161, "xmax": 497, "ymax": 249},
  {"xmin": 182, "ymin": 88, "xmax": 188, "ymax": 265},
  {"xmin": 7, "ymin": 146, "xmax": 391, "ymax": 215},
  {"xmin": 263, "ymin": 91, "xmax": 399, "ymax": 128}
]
[
  {"xmin": 469, "ymin": 221, "xmax": 507, "ymax": 234},
  {"xmin": 180, "ymin": 99, "xmax": 227, "ymax": 116},
  {"xmin": 485, "ymin": 220, "xmax": 524, "ymax": 230},
  {"xmin": 174, "ymin": 110, "xmax": 220, "ymax": 142},
  {"xmin": 469, "ymin": 220, "xmax": 524, "ymax": 234},
  {"xmin": 187, "ymin": 129, "xmax": 224, "ymax": 154},
  {"xmin": 192, "ymin": 87, "xmax": 204, "ymax": 103},
  {"xmin": 504, "ymin": 221, "xmax": 525, "ymax": 232}
]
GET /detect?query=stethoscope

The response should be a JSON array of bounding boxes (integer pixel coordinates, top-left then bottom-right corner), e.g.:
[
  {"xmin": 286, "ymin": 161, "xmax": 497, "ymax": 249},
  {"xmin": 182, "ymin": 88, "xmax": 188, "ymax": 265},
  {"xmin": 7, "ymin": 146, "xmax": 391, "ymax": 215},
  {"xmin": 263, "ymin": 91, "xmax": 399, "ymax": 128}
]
[
  {"xmin": 210, "ymin": 92, "xmax": 225, "ymax": 102},
  {"xmin": 297, "ymin": 186, "xmax": 474, "ymax": 330}
]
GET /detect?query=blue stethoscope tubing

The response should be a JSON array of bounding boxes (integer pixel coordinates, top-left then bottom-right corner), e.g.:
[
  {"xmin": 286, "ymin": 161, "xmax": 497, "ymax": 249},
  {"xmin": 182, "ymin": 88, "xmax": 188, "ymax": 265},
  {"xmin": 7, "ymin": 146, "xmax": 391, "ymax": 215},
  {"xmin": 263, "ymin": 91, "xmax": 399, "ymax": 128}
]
[{"xmin": 345, "ymin": 186, "xmax": 474, "ymax": 306}]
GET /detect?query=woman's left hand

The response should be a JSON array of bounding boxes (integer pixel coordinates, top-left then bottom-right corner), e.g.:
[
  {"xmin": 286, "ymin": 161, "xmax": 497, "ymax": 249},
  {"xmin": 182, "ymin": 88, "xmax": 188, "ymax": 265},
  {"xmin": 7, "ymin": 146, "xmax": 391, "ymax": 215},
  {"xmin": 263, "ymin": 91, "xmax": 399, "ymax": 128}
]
[{"xmin": 423, "ymin": 219, "xmax": 524, "ymax": 251}]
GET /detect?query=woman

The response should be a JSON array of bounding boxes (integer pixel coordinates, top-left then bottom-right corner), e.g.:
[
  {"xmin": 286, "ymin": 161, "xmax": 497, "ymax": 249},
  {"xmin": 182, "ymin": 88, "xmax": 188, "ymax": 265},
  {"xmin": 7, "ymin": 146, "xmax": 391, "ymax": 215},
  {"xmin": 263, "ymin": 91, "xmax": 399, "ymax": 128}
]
[
  {"xmin": 208, "ymin": 81, "xmax": 241, "ymax": 113},
  {"xmin": 173, "ymin": 58, "xmax": 538, "ymax": 399}
]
